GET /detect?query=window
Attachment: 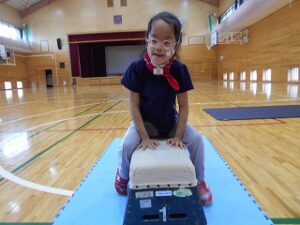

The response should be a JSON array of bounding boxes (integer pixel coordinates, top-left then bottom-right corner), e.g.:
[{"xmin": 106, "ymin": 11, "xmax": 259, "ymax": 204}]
[
  {"xmin": 0, "ymin": 43, "xmax": 5, "ymax": 60},
  {"xmin": 263, "ymin": 69, "xmax": 272, "ymax": 81},
  {"xmin": 223, "ymin": 73, "xmax": 228, "ymax": 80},
  {"xmin": 287, "ymin": 85, "xmax": 298, "ymax": 98},
  {"xmin": 219, "ymin": 0, "xmax": 245, "ymax": 23},
  {"xmin": 288, "ymin": 67, "xmax": 299, "ymax": 82},
  {"xmin": 17, "ymin": 81, "xmax": 23, "ymax": 89},
  {"xmin": 17, "ymin": 89, "xmax": 24, "ymax": 99},
  {"xmin": 229, "ymin": 72, "xmax": 234, "ymax": 81},
  {"xmin": 262, "ymin": 83, "xmax": 272, "ymax": 99},
  {"xmin": 5, "ymin": 90, "xmax": 13, "ymax": 102},
  {"xmin": 240, "ymin": 71, "xmax": 246, "ymax": 81},
  {"xmin": 250, "ymin": 82, "xmax": 257, "ymax": 95},
  {"xmin": 250, "ymin": 70, "xmax": 257, "ymax": 81},
  {"xmin": 240, "ymin": 82, "xmax": 246, "ymax": 91},
  {"xmin": 107, "ymin": 0, "xmax": 113, "ymax": 7},
  {"xmin": 219, "ymin": 5, "xmax": 234, "ymax": 23},
  {"xmin": 0, "ymin": 21, "xmax": 22, "ymax": 40},
  {"xmin": 4, "ymin": 81, "xmax": 12, "ymax": 90},
  {"xmin": 120, "ymin": 0, "xmax": 127, "ymax": 6}
]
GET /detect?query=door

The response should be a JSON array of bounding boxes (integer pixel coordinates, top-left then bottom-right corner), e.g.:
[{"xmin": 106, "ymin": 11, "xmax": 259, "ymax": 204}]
[{"xmin": 45, "ymin": 69, "xmax": 53, "ymax": 87}]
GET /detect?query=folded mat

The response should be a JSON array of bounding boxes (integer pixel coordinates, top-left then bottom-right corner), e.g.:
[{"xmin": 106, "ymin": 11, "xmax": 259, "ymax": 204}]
[{"xmin": 203, "ymin": 105, "xmax": 300, "ymax": 120}]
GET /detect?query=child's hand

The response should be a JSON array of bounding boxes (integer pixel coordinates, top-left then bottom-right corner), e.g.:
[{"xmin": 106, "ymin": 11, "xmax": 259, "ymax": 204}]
[
  {"xmin": 167, "ymin": 137, "xmax": 185, "ymax": 149},
  {"xmin": 138, "ymin": 138, "xmax": 159, "ymax": 150}
]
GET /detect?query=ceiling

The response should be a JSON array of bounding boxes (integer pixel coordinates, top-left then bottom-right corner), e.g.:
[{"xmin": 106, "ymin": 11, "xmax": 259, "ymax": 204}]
[
  {"xmin": 0, "ymin": 0, "xmax": 56, "ymax": 17},
  {"xmin": 199, "ymin": 0, "xmax": 219, "ymax": 7},
  {"xmin": 1, "ymin": 0, "xmax": 42, "ymax": 11}
]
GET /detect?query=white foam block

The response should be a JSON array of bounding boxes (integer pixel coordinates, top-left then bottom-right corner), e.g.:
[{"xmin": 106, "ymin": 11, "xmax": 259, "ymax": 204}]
[{"xmin": 129, "ymin": 141, "xmax": 197, "ymax": 189}]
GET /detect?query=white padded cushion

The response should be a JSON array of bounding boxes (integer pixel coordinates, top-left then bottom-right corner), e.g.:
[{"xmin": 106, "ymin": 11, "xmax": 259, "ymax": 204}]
[{"xmin": 129, "ymin": 141, "xmax": 197, "ymax": 189}]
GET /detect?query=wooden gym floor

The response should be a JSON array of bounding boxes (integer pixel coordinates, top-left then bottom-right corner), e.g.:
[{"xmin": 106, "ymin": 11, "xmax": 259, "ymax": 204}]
[{"xmin": 0, "ymin": 81, "xmax": 299, "ymax": 223}]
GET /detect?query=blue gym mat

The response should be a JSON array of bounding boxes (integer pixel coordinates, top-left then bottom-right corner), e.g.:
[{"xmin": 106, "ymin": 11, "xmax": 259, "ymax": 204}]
[
  {"xmin": 52, "ymin": 137, "xmax": 274, "ymax": 225},
  {"xmin": 203, "ymin": 105, "xmax": 300, "ymax": 120}
]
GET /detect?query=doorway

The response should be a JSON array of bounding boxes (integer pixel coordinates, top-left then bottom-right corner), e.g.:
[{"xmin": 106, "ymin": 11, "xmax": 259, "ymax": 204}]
[{"xmin": 45, "ymin": 69, "xmax": 53, "ymax": 87}]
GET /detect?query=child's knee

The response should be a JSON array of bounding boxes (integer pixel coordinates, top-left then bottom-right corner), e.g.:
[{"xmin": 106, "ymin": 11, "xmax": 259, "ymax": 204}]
[{"xmin": 121, "ymin": 139, "xmax": 139, "ymax": 156}]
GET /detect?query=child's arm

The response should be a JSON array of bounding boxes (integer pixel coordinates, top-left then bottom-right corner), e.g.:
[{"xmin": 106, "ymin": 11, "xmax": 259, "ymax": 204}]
[
  {"xmin": 167, "ymin": 92, "xmax": 189, "ymax": 148},
  {"xmin": 130, "ymin": 91, "xmax": 159, "ymax": 149}
]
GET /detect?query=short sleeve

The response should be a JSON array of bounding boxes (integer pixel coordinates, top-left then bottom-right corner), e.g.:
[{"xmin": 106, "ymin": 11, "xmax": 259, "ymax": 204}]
[
  {"xmin": 121, "ymin": 62, "xmax": 142, "ymax": 93},
  {"xmin": 176, "ymin": 64, "xmax": 194, "ymax": 93}
]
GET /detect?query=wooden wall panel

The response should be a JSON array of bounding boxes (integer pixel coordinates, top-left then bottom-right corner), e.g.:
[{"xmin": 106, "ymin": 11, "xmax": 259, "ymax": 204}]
[
  {"xmin": 56, "ymin": 52, "xmax": 72, "ymax": 85},
  {"xmin": 26, "ymin": 54, "xmax": 57, "ymax": 89},
  {"xmin": 0, "ymin": 52, "xmax": 73, "ymax": 90},
  {"xmin": 218, "ymin": 0, "xmax": 300, "ymax": 83},
  {"xmin": 0, "ymin": 56, "xmax": 29, "ymax": 90},
  {"xmin": 181, "ymin": 45, "xmax": 218, "ymax": 81},
  {"xmin": 75, "ymin": 77, "xmax": 121, "ymax": 86},
  {"xmin": 25, "ymin": 52, "xmax": 72, "ymax": 89}
]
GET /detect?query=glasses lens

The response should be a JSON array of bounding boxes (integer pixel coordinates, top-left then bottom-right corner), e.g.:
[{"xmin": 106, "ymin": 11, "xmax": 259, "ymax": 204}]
[
  {"xmin": 162, "ymin": 40, "xmax": 172, "ymax": 49},
  {"xmin": 150, "ymin": 38, "xmax": 158, "ymax": 46}
]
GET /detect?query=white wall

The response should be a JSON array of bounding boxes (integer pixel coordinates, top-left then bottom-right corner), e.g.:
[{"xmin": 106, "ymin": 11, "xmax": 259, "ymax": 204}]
[{"xmin": 105, "ymin": 45, "xmax": 145, "ymax": 75}]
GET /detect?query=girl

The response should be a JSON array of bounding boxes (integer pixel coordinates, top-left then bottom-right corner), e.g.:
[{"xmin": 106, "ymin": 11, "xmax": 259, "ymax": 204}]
[{"xmin": 115, "ymin": 11, "xmax": 212, "ymax": 205}]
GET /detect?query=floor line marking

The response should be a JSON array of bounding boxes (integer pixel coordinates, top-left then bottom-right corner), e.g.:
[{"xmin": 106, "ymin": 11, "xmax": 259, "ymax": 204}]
[
  {"xmin": 0, "ymin": 96, "xmax": 127, "ymax": 151},
  {"xmin": 0, "ymin": 165, "xmax": 73, "ymax": 196},
  {"xmin": 0, "ymin": 88, "xmax": 126, "ymax": 110},
  {"xmin": 271, "ymin": 218, "xmax": 300, "ymax": 224},
  {"xmin": 0, "ymin": 120, "xmax": 286, "ymax": 134},
  {"xmin": 2, "ymin": 95, "xmax": 298, "ymax": 127},
  {"xmin": 27, "ymin": 100, "xmax": 107, "ymax": 139},
  {"xmin": 0, "ymin": 115, "xmax": 287, "ymax": 134},
  {"xmin": 0, "ymin": 101, "xmax": 122, "ymax": 187},
  {"xmin": 23, "ymin": 110, "xmax": 128, "ymax": 133},
  {"xmin": 0, "ymin": 109, "xmax": 129, "ymax": 158},
  {"xmin": 0, "ymin": 97, "xmax": 127, "ymax": 126}
]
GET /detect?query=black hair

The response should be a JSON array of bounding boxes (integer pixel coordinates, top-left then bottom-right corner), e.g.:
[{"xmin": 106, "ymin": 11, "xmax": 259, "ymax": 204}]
[{"xmin": 146, "ymin": 11, "xmax": 182, "ymax": 47}]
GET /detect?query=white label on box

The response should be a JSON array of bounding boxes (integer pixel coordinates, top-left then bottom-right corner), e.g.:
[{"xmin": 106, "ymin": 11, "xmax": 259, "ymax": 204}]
[
  {"xmin": 135, "ymin": 191, "xmax": 154, "ymax": 199},
  {"xmin": 140, "ymin": 199, "xmax": 152, "ymax": 209},
  {"xmin": 155, "ymin": 190, "xmax": 172, "ymax": 197}
]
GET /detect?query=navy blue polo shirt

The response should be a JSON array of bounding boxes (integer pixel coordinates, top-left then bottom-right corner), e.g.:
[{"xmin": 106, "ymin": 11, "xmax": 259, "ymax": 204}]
[{"xmin": 122, "ymin": 58, "xmax": 194, "ymax": 137}]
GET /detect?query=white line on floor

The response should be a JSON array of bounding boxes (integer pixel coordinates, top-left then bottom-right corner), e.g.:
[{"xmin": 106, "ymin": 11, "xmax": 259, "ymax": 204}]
[{"xmin": 0, "ymin": 165, "xmax": 74, "ymax": 196}]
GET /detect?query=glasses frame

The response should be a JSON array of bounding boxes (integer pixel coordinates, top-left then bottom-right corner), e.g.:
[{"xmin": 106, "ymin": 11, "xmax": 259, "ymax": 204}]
[{"xmin": 146, "ymin": 37, "xmax": 177, "ymax": 50}]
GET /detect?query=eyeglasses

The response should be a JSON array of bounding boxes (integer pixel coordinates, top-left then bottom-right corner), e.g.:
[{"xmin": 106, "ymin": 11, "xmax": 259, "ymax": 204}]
[{"xmin": 147, "ymin": 37, "xmax": 176, "ymax": 50}]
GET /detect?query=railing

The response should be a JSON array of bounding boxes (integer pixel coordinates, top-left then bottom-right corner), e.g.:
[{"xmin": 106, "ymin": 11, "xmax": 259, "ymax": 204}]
[{"xmin": 218, "ymin": 30, "xmax": 248, "ymax": 44}]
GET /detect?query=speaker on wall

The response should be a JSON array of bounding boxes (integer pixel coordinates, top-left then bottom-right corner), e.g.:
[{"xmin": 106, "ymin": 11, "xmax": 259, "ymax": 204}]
[{"xmin": 56, "ymin": 38, "xmax": 62, "ymax": 50}]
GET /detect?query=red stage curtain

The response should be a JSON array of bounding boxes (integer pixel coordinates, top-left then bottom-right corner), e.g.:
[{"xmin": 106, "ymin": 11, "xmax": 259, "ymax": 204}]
[
  {"xmin": 68, "ymin": 31, "xmax": 145, "ymax": 77},
  {"xmin": 69, "ymin": 31, "xmax": 145, "ymax": 43},
  {"xmin": 69, "ymin": 43, "xmax": 80, "ymax": 77}
]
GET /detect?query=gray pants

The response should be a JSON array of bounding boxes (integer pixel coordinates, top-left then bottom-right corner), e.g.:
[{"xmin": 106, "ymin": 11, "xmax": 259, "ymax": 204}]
[{"xmin": 118, "ymin": 121, "xmax": 205, "ymax": 182}]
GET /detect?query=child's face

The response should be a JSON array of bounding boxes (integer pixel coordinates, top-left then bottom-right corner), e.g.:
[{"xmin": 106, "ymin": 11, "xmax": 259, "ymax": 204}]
[{"xmin": 146, "ymin": 19, "xmax": 177, "ymax": 67}]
